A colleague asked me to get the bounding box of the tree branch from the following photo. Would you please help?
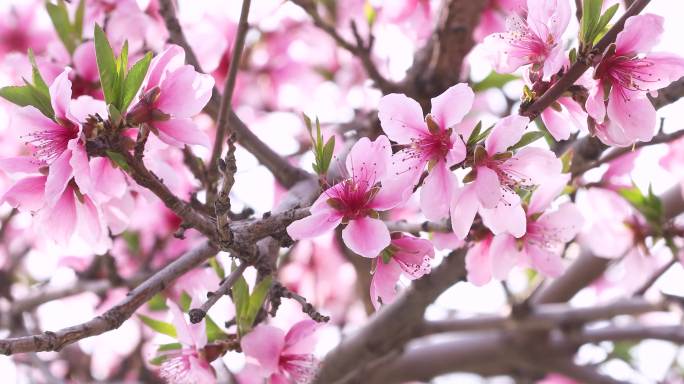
[189,260,248,324]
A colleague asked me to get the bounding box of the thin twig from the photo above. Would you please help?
[207,0,251,184]
[271,282,329,322]
[215,135,238,249]
[189,261,249,324]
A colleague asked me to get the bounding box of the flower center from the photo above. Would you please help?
[280,353,318,383]
[326,177,378,221]
[24,120,79,164]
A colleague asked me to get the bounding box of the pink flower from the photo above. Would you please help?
[480,174,583,281]
[473,0,526,42]
[450,115,562,239]
[586,14,684,146]
[128,45,213,147]
[240,320,319,384]
[370,234,434,309]
[483,0,570,79]
[378,83,473,220]
[464,234,495,285]
[159,299,216,384]
[540,96,587,141]
[287,136,401,258]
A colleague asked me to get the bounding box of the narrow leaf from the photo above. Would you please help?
[205,315,225,342]
[472,72,518,92]
[73,0,86,41]
[46,0,76,54]
[508,131,545,151]
[122,52,152,112]
[138,315,177,338]
[94,25,118,106]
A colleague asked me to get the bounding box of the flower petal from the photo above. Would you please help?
[241,325,285,376]
[607,88,656,144]
[615,13,664,55]
[465,238,493,286]
[485,115,528,155]
[420,161,456,221]
[430,83,474,130]
[474,166,501,209]
[154,118,211,148]
[450,184,479,239]
[287,210,342,240]
[370,258,402,309]
[44,150,73,207]
[1,176,46,211]
[489,234,520,280]
[156,65,214,118]
[378,93,426,143]
[49,69,72,120]
[346,136,392,181]
[480,203,527,238]
[341,217,391,258]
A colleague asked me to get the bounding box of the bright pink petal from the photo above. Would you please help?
[607,88,656,144]
[346,136,392,181]
[430,83,474,130]
[0,157,42,174]
[541,106,571,141]
[73,41,98,82]
[420,161,456,221]
[450,184,479,239]
[68,139,91,196]
[1,176,46,211]
[615,13,664,55]
[341,217,391,258]
[480,203,526,238]
[474,166,501,209]
[287,210,342,240]
[370,258,402,309]
[485,115,528,155]
[49,69,72,120]
[241,325,285,376]
[465,238,493,286]
[489,234,520,280]
[44,150,73,207]
[586,81,606,123]
[392,235,434,279]
[528,173,570,215]
[40,186,77,243]
[283,320,318,355]
[527,244,564,277]
[154,118,211,148]
[145,45,185,91]
[156,66,215,118]
[635,53,684,92]
[378,93,426,142]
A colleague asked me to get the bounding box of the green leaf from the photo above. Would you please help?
[179,291,192,312]
[594,4,619,40]
[472,72,518,92]
[157,342,182,352]
[467,121,482,145]
[618,184,663,229]
[105,150,130,171]
[27,50,49,96]
[148,355,168,366]
[94,25,118,106]
[0,85,53,119]
[232,262,250,336]
[205,315,225,342]
[121,52,152,112]
[580,0,602,45]
[209,257,225,280]
[46,0,76,54]
[247,276,272,322]
[560,149,574,174]
[115,41,129,108]
[320,136,335,174]
[122,231,141,254]
[73,0,86,41]
[508,131,545,151]
[138,315,177,338]
[147,293,168,311]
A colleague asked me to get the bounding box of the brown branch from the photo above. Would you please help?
[0,241,217,355]
[571,129,684,177]
[520,0,651,119]
[270,282,330,323]
[290,0,398,94]
[385,219,451,234]
[633,256,678,296]
[214,136,238,249]
[158,0,307,188]
[419,298,668,336]
[313,248,468,383]
[188,260,249,324]
[207,0,251,183]
[533,185,684,304]
[557,324,684,345]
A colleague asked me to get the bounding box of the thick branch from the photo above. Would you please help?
[0,241,217,355]
[313,249,467,383]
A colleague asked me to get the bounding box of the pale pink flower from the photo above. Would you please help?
[159,299,216,384]
[464,234,495,285]
[540,96,587,141]
[473,0,526,42]
[128,45,213,147]
[0,3,52,56]
[450,115,562,239]
[370,234,434,309]
[586,14,684,146]
[481,174,583,280]
[483,0,570,79]
[378,83,473,220]
[240,320,319,384]
[287,136,401,258]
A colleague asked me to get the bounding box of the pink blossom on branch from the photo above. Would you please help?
[128,45,214,148]
[586,14,684,146]
[450,115,562,239]
[482,0,571,79]
[378,83,473,221]
[239,320,319,384]
[287,135,401,258]
[370,233,435,309]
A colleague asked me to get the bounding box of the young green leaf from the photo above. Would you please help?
[105,150,130,171]
[27,50,49,96]
[122,52,152,112]
[94,25,118,106]
[138,314,178,338]
[46,0,76,54]
[157,342,182,352]
[232,262,250,336]
[179,291,192,312]
[472,72,518,92]
[594,3,619,39]
[209,257,225,280]
[147,293,168,311]
[205,315,225,342]
[73,0,86,41]
[467,121,483,145]
[0,86,39,109]
[580,0,602,46]
[508,131,545,151]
